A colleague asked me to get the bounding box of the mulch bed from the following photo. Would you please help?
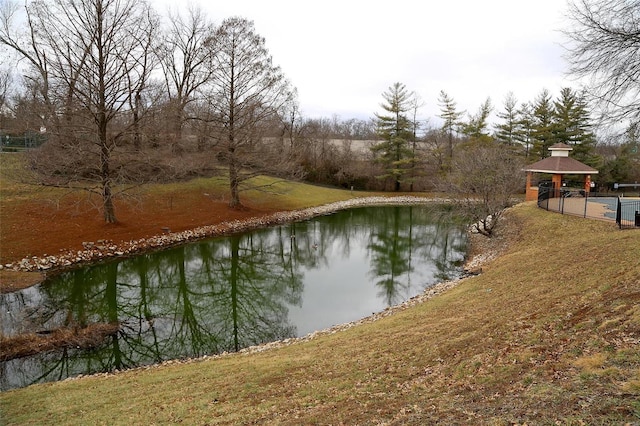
[1,191,276,292]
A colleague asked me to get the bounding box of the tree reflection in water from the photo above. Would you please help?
[0,205,466,390]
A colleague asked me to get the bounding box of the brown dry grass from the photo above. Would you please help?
[1,204,639,425]
[1,153,639,424]
[0,178,276,263]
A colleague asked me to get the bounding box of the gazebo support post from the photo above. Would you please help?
[525,172,533,201]
[552,174,563,198]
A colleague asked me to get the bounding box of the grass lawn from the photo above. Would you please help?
[1,202,639,425]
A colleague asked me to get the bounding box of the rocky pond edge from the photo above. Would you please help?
[1,196,457,275]
[3,195,511,384]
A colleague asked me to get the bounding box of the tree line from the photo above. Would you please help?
[0,0,638,226]
[370,82,638,192]
[1,1,304,222]
[0,1,389,222]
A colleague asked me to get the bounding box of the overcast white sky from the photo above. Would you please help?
[154,0,575,125]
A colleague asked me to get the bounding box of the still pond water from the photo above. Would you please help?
[0,205,467,390]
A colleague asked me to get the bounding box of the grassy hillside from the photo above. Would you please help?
[1,203,638,425]
[0,153,361,268]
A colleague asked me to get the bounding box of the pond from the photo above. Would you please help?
[0,205,468,390]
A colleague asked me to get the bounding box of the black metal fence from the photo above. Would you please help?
[538,185,639,229]
[0,132,47,152]
[616,198,640,229]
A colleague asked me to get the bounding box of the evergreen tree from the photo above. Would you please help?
[531,89,555,159]
[437,90,464,167]
[515,102,535,158]
[495,92,520,146]
[462,97,493,142]
[601,123,640,183]
[623,122,640,181]
[371,82,415,191]
[552,88,599,166]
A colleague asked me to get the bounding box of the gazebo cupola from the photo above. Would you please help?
[524,143,599,201]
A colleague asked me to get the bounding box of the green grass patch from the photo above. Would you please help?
[0,153,59,201]
[117,169,363,211]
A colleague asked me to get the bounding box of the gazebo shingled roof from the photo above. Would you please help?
[523,156,598,174]
[524,143,598,174]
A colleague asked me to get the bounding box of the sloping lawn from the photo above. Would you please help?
[1,203,638,424]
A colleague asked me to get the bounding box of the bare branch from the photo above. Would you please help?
[563,0,640,126]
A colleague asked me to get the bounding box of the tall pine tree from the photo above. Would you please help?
[531,89,555,159]
[552,88,598,166]
[371,82,415,191]
[601,123,640,184]
[462,97,493,142]
[516,102,535,158]
[495,92,520,146]
[437,90,464,168]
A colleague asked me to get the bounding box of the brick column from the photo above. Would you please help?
[584,174,591,193]
[552,174,562,197]
[525,172,535,201]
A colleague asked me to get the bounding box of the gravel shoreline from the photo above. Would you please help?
[1,196,452,274]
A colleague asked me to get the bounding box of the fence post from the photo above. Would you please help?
[583,192,588,218]
[616,197,622,229]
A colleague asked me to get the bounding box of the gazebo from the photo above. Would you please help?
[524,143,599,201]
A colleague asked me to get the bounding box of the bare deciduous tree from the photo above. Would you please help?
[564,0,640,126]
[278,99,304,153]
[158,5,216,154]
[0,66,12,129]
[444,142,524,237]
[12,0,160,223]
[204,17,296,208]
[0,0,54,129]
[423,126,448,176]
[124,6,160,151]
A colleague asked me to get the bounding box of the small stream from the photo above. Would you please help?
[0,205,467,390]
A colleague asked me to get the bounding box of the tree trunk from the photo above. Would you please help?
[132,92,142,150]
[171,100,184,154]
[101,142,117,223]
[228,149,241,208]
[97,1,116,224]
[103,186,116,223]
